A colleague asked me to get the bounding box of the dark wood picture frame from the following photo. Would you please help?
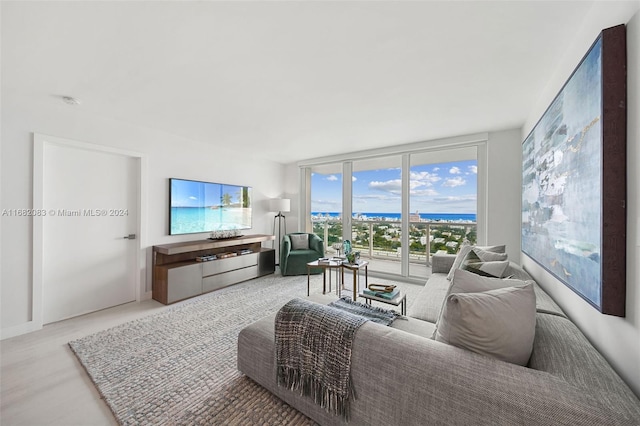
[522,24,626,316]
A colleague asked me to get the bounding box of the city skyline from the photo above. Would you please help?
[311,159,477,214]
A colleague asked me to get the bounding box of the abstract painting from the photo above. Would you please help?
[522,25,626,316]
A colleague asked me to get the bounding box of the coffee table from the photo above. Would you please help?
[306,259,343,296]
[358,291,406,315]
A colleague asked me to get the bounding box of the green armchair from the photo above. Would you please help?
[280,233,325,276]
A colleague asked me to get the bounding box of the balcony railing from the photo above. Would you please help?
[312,218,477,267]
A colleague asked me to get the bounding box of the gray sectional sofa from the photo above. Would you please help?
[237,254,640,425]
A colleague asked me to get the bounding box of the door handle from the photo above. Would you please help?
[124,234,136,240]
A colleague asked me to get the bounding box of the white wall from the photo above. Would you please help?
[486,129,522,260]
[522,5,640,396]
[1,94,286,337]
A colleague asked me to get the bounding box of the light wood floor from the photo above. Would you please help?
[1,267,426,425]
[1,298,169,425]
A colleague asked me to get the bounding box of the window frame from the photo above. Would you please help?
[298,133,488,279]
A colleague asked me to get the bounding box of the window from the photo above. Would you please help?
[310,164,343,254]
[300,135,486,280]
[409,147,478,277]
[352,157,403,275]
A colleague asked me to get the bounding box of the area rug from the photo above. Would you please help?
[69,273,423,425]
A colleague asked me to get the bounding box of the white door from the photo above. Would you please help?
[42,144,138,324]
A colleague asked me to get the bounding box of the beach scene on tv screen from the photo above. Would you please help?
[170,179,251,235]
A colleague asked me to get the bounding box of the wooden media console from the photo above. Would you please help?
[152,234,275,304]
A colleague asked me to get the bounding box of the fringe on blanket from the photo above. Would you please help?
[277,365,357,419]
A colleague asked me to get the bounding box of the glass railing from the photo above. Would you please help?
[311,217,477,266]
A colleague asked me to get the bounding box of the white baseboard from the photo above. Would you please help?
[1,320,43,340]
[2,293,155,340]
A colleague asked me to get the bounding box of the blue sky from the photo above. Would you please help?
[171,179,246,207]
[311,160,477,214]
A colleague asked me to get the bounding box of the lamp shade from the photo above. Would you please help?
[269,198,290,213]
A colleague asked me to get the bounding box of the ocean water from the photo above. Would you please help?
[311,212,476,222]
[171,207,251,235]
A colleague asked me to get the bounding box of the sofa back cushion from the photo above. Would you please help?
[409,262,567,325]
[447,269,562,318]
[502,261,533,280]
[430,253,457,274]
[530,313,640,419]
[502,262,567,318]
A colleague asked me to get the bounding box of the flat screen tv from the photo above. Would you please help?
[169,178,252,235]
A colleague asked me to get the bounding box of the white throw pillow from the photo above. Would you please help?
[290,234,309,250]
[434,283,536,366]
[446,244,506,280]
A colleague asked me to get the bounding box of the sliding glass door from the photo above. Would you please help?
[408,147,478,277]
[352,157,403,275]
[310,164,343,255]
[301,137,484,280]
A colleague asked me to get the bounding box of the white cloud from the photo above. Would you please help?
[468,165,478,174]
[412,194,476,214]
[410,171,441,186]
[412,188,439,196]
[449,166,461,175]
[353,193,400,210]
[432,195,477,203]
[409,180,425,190]
[352,176,357,182]
[442,177,466,187]
[369,179,402,195]
[311,199,341,210]
[326,175,338,181]
[367,176,444,196]
[353,194,396,201]
[189,196,198,200]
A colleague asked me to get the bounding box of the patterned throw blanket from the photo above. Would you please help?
[275,297,399,419]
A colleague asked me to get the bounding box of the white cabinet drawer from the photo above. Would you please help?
[203,265,258,293]
[202,253,258,276]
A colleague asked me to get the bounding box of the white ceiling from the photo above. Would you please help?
[0,1,617,164]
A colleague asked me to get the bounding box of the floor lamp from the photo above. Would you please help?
[269,198,290,266]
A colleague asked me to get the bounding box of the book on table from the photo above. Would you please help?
[363,287,400,300]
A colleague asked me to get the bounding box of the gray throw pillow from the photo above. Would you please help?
[446,244,506,280]
[472,248,508,262]
[459,249,509,278]
[432,269,531,340]
[290,234,309,250]
[434,283,536,366]
[449,268,531,294]
[502,262,534,281]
